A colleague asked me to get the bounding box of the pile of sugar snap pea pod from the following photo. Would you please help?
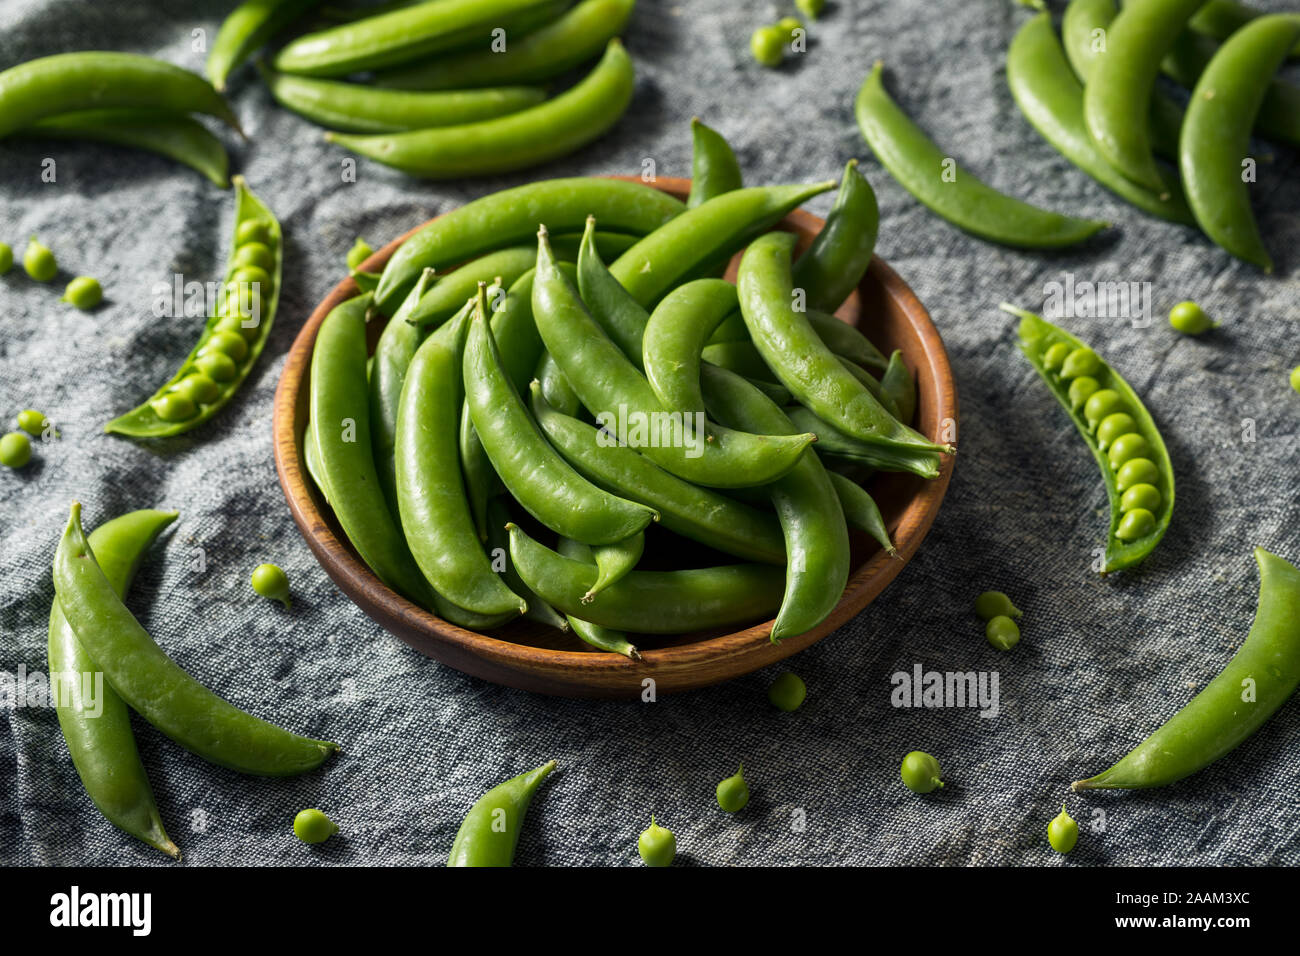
[304,119,952,658]
[853,0,1300,271]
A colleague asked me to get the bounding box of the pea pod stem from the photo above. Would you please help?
[1074,549,1300,790]
[48,509,180,858]
[53,503,339,776]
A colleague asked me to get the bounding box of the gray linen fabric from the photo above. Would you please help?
[2,0,1298,867]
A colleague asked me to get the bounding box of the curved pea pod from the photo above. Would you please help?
[209,0,325,90]
[790,159,879,314]
[827,471,897,557]
[530,228,816,489]
[556,538,640,658]
[1074,548,1300,790]
[1006,304,1174,574]
[700,365,849,643]
[374,176,683,315]
[783,406,941,479]
[535,351,583,418]
[105,177,282,437]
[880,350,916,426]
[447,760,557,867]
[643,278,741,415]
[486,498,569,634]
[576,214,652,365]
[48,509,179,858]
[687,117,743,208]
[53,504,339,776]
[530,383,786,565]
[507,523,786,633]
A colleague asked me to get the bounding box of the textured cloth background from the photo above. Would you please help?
[2,0,1299,867]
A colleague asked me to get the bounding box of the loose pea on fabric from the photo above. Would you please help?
[900,751,943,793]
[294,808,338,844]
[251,563,291,608]
[1048,803,1078,853]
[768,671,807,711]
[716,765,749,812]
[1,432,32,468]
[23,237,57,281]
[637,816,676,867]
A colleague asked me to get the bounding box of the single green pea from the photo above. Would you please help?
[150,392,196,422]
[1083,389,1124,428]
[1120,482,1161,513]
[1095,412,1136,451]
[1048,803,1078,854]
[796,0,825,18]
[236,218,273,246]
[1060,347,1101,380]
[215,312,262,342]
[1042,341,1071,371]
[716,764,749,812]
[751,25,785,67]
[229,265,272,292]
[985,615,1021,651]
[0,431,32,468]
[1115,458,1159,493]
[251,562,291,609]
[231,242,274,272]
[777,15,803,39]
[195,351,238,383]
[1168,300,1216,335]
[16,409,47,436]
[293,808,338,844]
[61,276,103,310]
[900,751,943,794]
[173,373,220,405]
[23,237,57,281]
[0,241,12,274]
[637,816,676,867]
[223,281,263,315]
[346,237,373,272]
[202,330,250,362]
[1115,508,1156,541]
[768,671,807,711]
[1107,432,1150,469]
[974,590,1021,620]
[1067,376,1100,411]
[1290,365,1300,395]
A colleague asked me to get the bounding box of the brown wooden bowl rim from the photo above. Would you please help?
[273,175,957,694]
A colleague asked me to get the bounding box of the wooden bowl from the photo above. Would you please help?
[274,176,957,697]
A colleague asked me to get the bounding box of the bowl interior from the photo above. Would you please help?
[274,177,956,695]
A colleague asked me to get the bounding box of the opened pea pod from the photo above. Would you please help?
[105,177,282,437]
[1007,305,1174,573]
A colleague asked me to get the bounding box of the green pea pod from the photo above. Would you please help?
[1178,15,1300,273]
[837,353,902,422]
[23,109,231,188]
[376,0,635,90]
[855,61,1106,248]
[1007,304,1174,573]
[576,215,651,365]
[507,523,785,632]
[464,287,657,546]
[1163,29,1300,148]
[700,365,849,642]
[585,534,644,603]
[303,417,331,504]
[53,504,339,776]
[687,117,743,209]
[556,538,641,658]
[0,52,240,138]
[105,177,281,437]
[209,0,325,90]
[880,350,916,426]
[1061,0,1185,161]
[395,302,526,617]
[531,228,816,489]
[274,0,568,76]
[1074,548,1300,790]
[1007,12,1195,225]
[790,159,879,314]
[374,176,683,315]
[535,351,583,418]
[738,231,949,458]
[312,293,442,608]
[447,760,557,867]
[325,39,634,179]
[261,66,546,133]
[486,498,569,633]
[370,268,435,520]
[530,382,785,564]
[1081,0,1207,192]
[707,308,888,372]
[783,406,941,478]
[1189,0,1300,56]
[643,278,741,415]
[49,509,179,858]
[827,471,897,557]
[459,402,497,543]
[608,181,837,307]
